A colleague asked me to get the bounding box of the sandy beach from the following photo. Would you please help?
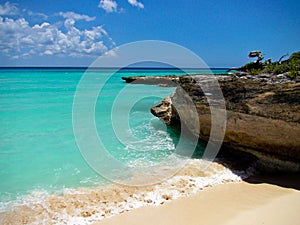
[1,2,299,225]
[97,174,300,225]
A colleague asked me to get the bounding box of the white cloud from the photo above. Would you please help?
[128,0,144,9]
[104,48,118,58]
[0,2,18,16]
[58,11,95,22]
[27,10,48,20]
[98,0,144,13]
[44,50,53,55]
[98,0,118,13]
[0,5,115,59]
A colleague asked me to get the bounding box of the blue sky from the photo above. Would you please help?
[0,0,299,67]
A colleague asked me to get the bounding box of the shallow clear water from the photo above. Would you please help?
[0,68,227,202]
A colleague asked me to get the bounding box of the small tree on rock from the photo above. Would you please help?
[248,50,264,63]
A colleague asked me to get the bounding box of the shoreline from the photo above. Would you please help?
[0,159,253,224]
[1,151,299,224]
[97,174,300,225]
[1,163,299,225]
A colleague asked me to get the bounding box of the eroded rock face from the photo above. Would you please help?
[151,75,300,172]
[150,96,174,125]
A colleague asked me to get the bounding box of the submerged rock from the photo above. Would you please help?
[150,74,300,172]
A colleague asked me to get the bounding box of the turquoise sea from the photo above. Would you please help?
[0,68,243,223]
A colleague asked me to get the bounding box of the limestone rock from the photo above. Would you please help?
[122,76,179,87]
[151,75,300,172]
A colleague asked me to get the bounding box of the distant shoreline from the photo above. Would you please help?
[0,67,229,70]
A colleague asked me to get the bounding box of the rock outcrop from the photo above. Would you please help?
[122,76,180,86]
[150,74,300,172]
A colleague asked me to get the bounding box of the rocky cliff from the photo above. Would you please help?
[149,74,300,172]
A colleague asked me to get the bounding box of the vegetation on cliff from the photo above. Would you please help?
[232,51,300,79]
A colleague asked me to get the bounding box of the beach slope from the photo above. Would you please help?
[97,180,300,225]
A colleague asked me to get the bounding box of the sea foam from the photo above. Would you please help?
[0,158,255,225]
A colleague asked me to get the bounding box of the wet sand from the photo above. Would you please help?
[1,161,299,225]
[0,160,247,224]
[97,176,300,225]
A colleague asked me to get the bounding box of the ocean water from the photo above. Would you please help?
[0,68,251,224]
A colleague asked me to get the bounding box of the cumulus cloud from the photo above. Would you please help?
[128,0,144,9]
[0,2,18,15]
[98,0,118,13]
[0,3,115,59]
[0,16,111,58]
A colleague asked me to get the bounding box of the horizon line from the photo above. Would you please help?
[0,66,229,70]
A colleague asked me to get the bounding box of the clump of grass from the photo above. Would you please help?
[287,64,300,80]
[248,68,262,75]
[288,70,299,79]
[262,62,290,75]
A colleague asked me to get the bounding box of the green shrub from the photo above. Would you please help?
[288,70,299,79]
[273,63,289,74]
[289,51,300,64]
[287,62,300,80]
[238,51,300,76]
[248,68,262,75]
[262,63,276,74]
[240,62,264,73]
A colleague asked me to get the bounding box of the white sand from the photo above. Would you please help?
[97,181,300,225]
